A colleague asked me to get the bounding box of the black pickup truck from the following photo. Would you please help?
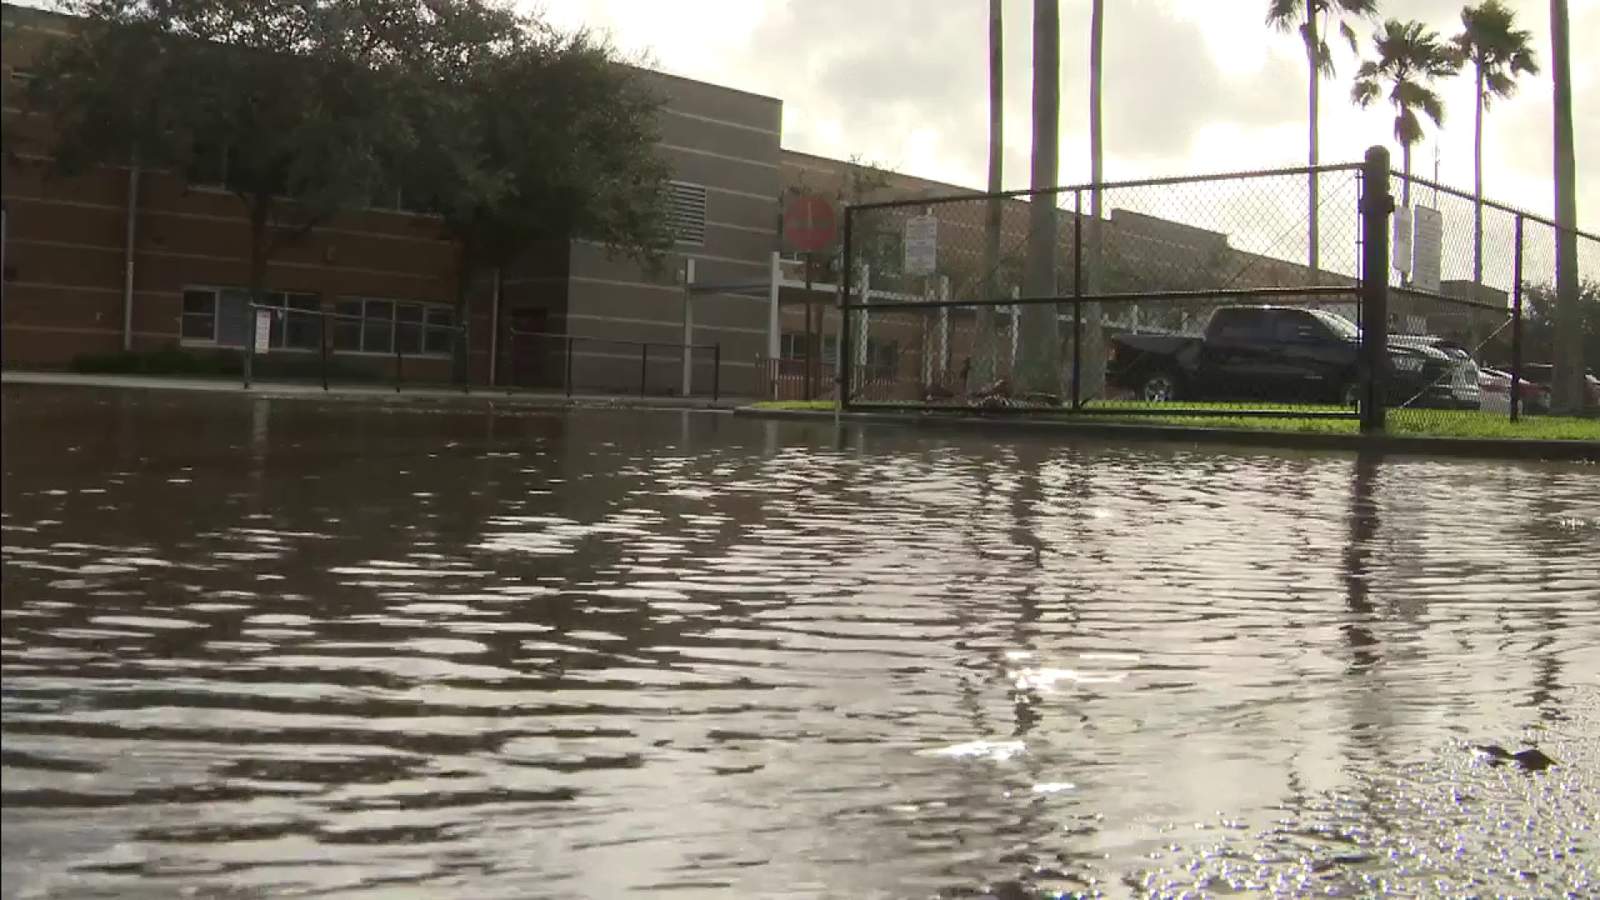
[1106,305,1469,407]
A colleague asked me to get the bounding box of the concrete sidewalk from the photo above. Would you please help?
[1,370,749,411]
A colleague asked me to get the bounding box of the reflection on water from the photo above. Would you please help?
[3,386,1598,898]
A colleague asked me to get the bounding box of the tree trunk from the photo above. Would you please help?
[1401,141,1411,209]
[1306,5,1320,282]
[1473,66,1485,286]
[1082,0,1105,402]
[977,0,1003,389]
[1550,0,1582,413]
[1019,0,1061,398]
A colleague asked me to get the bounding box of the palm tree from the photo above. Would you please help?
[1351,19,1461,208]
[977,0,1002,389]
[1455,0,1539,285]
[1267,0,1379,280]
[1083,0,1105,399]
[1020,0,1060,395]
[1550,0,1581,413]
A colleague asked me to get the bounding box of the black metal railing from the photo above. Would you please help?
[501,330,721,401]
[243,303,469,393]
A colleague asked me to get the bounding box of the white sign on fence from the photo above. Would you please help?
[904,214,937,277]
[1411,205,1443,292]
[254,309,272,354]
[1392,206,1414,276]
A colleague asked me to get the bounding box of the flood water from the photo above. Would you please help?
[2,385,1598,899]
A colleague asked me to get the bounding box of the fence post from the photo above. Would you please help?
[713,343,721,403]
[640,342,648,397]
[565,335,575,398]
[320,310,329,391]
[1072,188,1084,411]
[243,305,254,389]
[840,207,854,411]
[1359,146,1393,434]
[1510,215,1525,423]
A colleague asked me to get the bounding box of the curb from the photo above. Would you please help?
[0,372,744,413]
[733,407,1600,462]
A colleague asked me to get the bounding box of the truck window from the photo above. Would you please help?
[1208,308,1269,342]
[1271,310,1322,342]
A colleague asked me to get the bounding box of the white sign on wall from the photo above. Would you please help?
[1411,205,1443,292]
[1392,206,1414,276]
[254,309,272,354]
[904,214,937,277]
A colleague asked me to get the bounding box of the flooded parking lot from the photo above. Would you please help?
[3,385,1597,898]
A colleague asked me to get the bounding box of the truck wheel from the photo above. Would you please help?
[1140,372,1180,403]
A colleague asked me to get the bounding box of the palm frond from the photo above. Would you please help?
[1350,77,1380,107]
[1265,0,1302,30]
[1338,20,1358,55]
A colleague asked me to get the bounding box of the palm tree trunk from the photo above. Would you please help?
[1082,0,1105,401]
[1473,66,1485,285]
[1305,5,1320,282]
[1401,142,1412,209]
[1020,0,1061,397]
[1550,0,1581,413]
[977,0,1002,390]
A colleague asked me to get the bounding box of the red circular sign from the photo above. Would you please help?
[783,193,837,253]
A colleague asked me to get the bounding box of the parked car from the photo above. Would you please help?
[1388,335,1481,409]
[1513,364,1600,413]
[1106,305,1465,407]
[1477,367,1551,414]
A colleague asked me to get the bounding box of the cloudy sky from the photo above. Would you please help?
[537,0,1595,227]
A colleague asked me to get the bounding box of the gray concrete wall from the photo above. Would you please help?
[565,72,781,399]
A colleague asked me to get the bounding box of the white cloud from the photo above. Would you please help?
[534,0,1597,227]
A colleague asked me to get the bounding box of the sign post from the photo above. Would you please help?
[782,193,838,402]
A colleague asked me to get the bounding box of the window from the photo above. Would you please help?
[666,181,707,246]
[333,298,455,356]
[179,287,249,346]
[181,287,318,349]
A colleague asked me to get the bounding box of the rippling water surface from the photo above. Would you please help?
[3,386,1598,898]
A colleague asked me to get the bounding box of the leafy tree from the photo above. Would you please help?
[400,8,673,323]
[30,0,421,329]
[1454,0,1539,285]
[1266,0,1380,278]
[1520,279,1599,372]
[1351,19,1462,207]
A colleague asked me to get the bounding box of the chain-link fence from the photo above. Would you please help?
[841,159,1596,437]
[842,165,1366,418]
[1385,172,1600,432]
